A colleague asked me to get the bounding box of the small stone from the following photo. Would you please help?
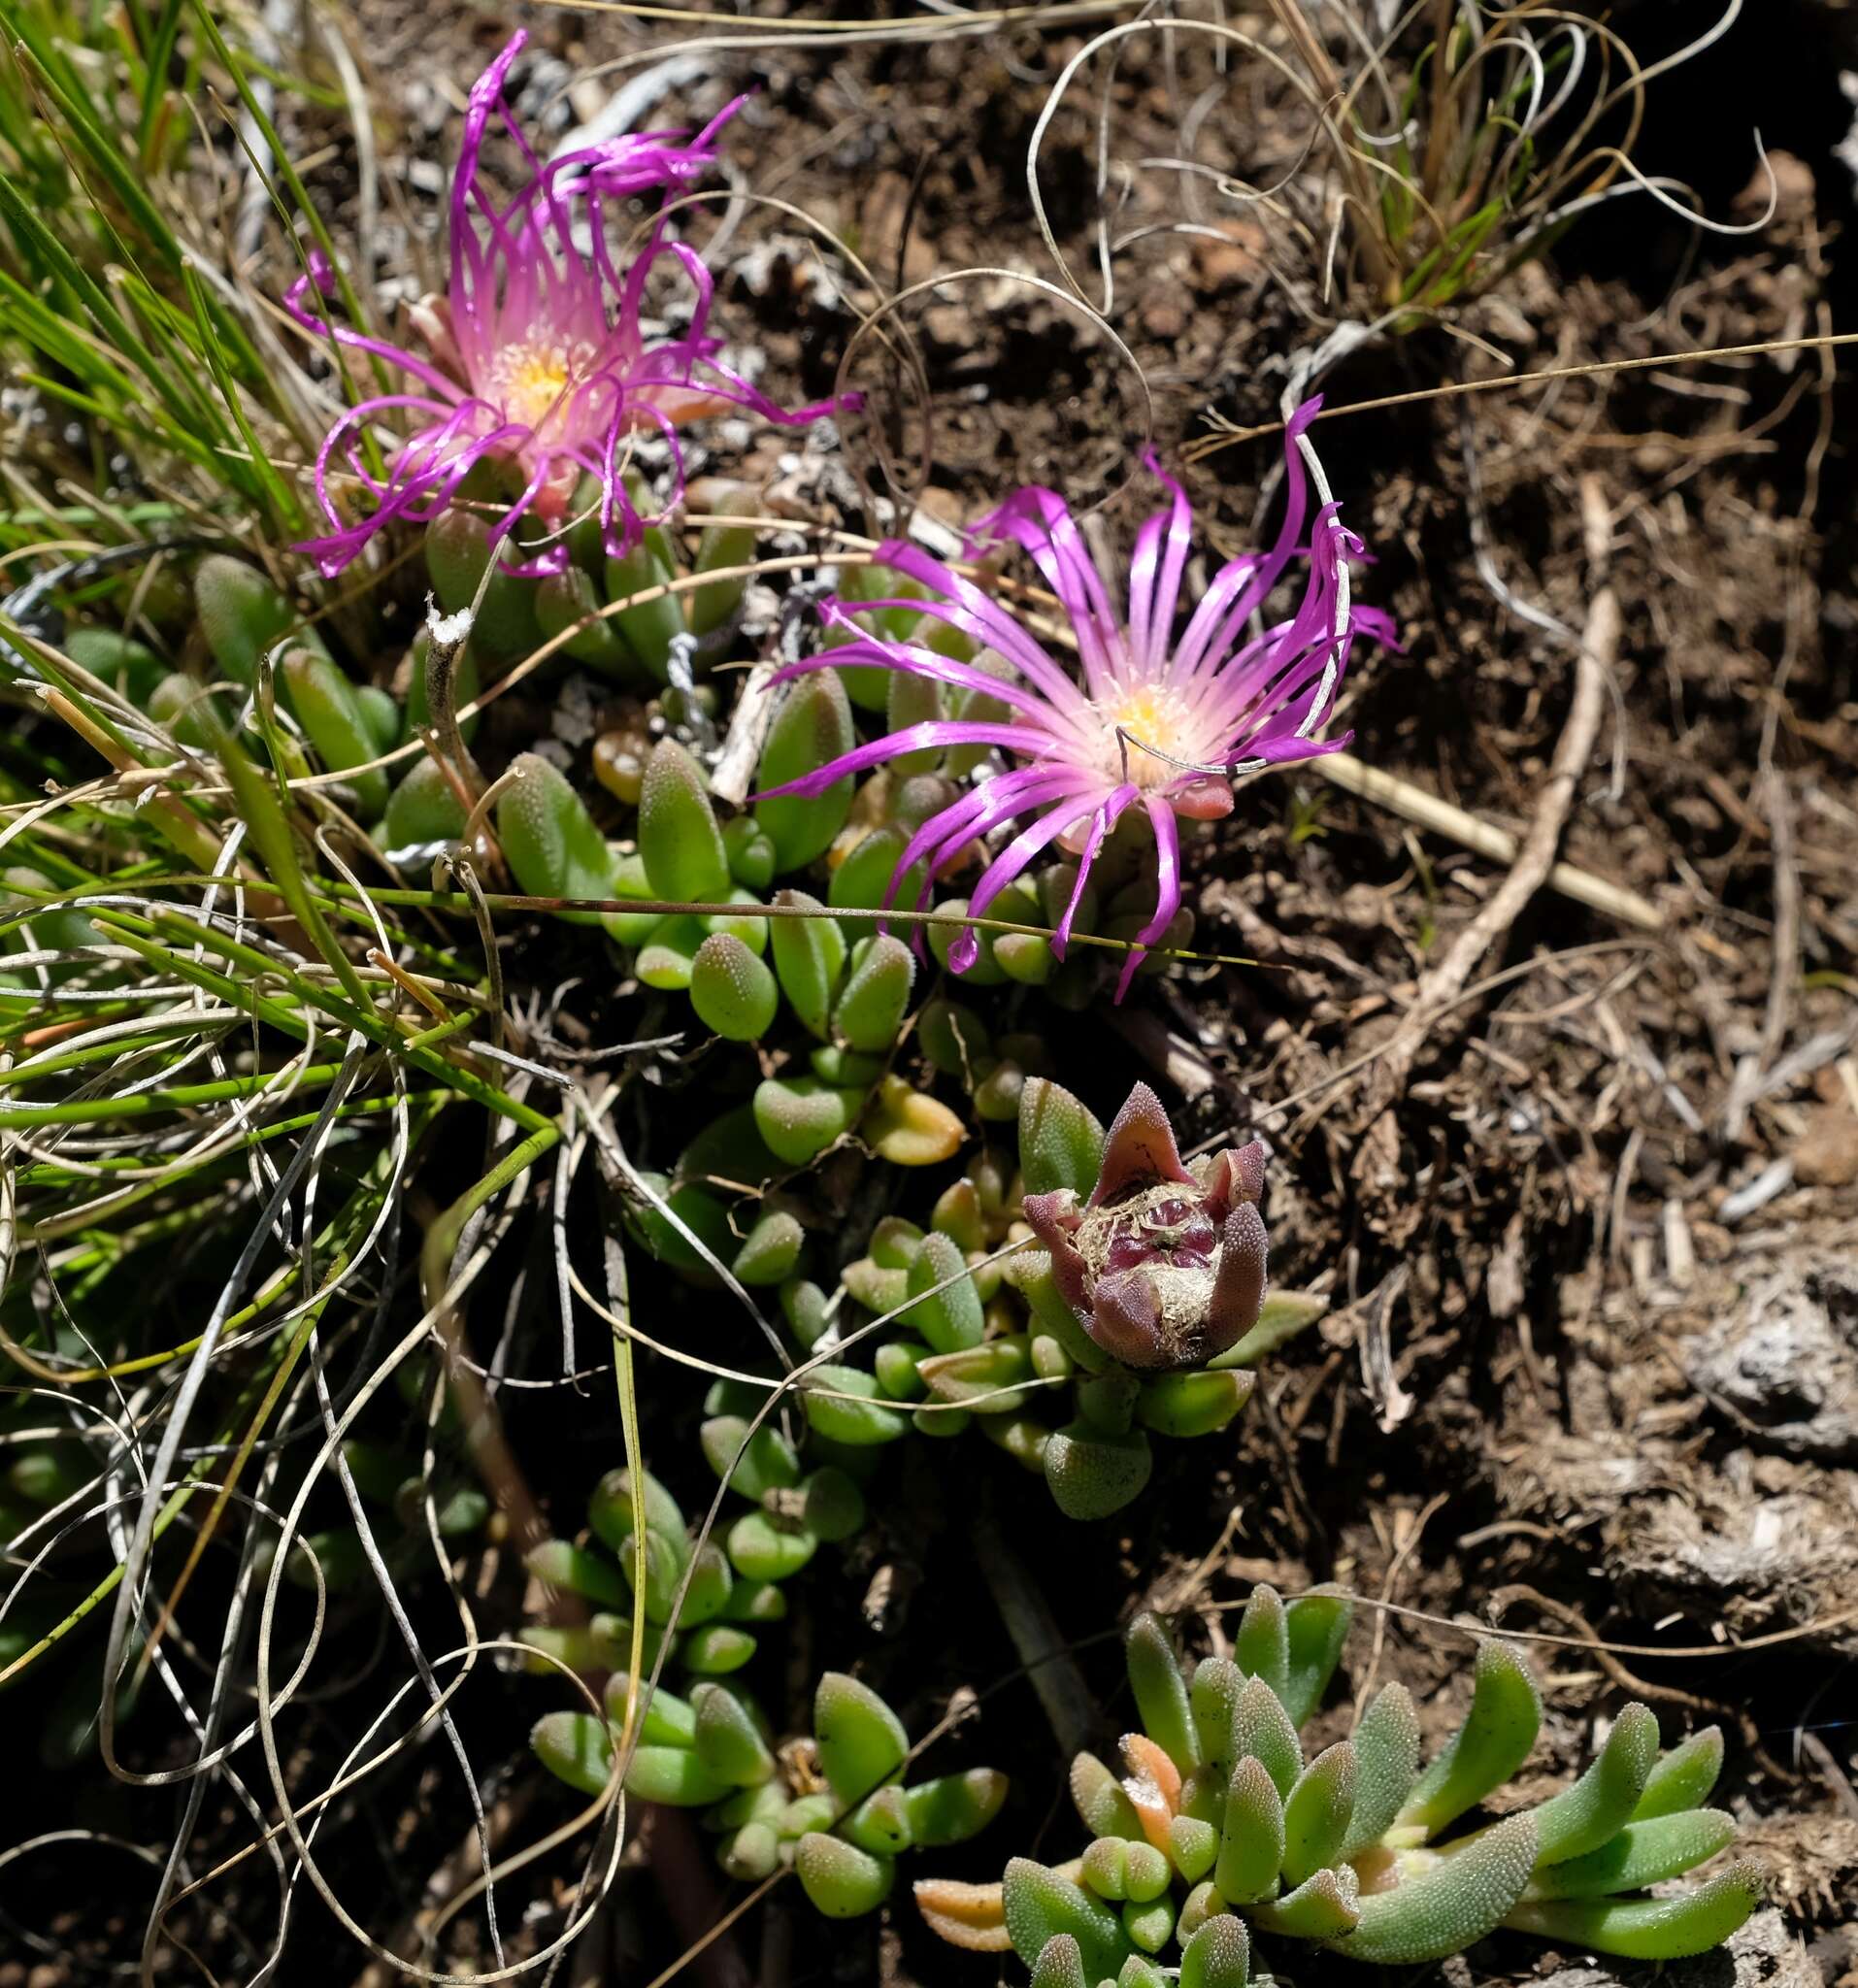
[1794,1101,1858,1187]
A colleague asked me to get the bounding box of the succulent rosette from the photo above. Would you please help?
[1022,1081,1268,1370]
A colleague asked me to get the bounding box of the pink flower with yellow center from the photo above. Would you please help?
[286,30,838,579]
[755,402,1392,996]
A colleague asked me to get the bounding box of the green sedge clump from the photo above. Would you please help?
[916,1588,1761,1980]
[533,1660,1005,1908]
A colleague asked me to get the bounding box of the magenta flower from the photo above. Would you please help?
[755,402,1391,996]
[285,30,835,579]
[1023,1082,1270,1370]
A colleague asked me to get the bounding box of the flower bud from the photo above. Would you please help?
[1022,1082,1271,1370]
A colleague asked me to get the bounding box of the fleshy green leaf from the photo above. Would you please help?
[801,1365,910,1446]
[1632,1727,1724,1821]
[840,1785,914,1856]
[753,1076,861,1166]
[641,739,728,903]
[1029,1934,1087,1988]
[691,1682,777,1787]
[588,1468,686,1561]
[902,1230,985,1354]
[814,1672,908,1806]
[690,933,779,1040]
[1019,1078,1106,1196]
[1003,1859,1132,1979]
[1044,1423,1152,1521]
[1233,1585,1289,1702]
[905,1768,1010,1847]
[1125,1613,1199,1774]
[1525,1809,1739,1901]
[725,1509,816,1583]
[835,933,914,1051]
[1532,1702,1660,1865]
[1232,1673,1302,1797]
[1342,1681,1421,1858]
[1190,1657,1244,1773]
[1329,1812,1538,1964]
[1071,1753,1143,1840]
[1282,1740,1357,1886]
[1214,1755,1284,1904]
[531,1711,617,1798]
[625,1741,734,1807]
[1178,1912,1250,1988]
[701,1416,801,1502]
[755,673,855,870]
[1134,1371,1254,1439]
[1122,1894,1175,1953]
[524,1540,629,1609]
[1249,1864,1361,1939]
[794,1834,895,1918]
[1398,1640,1541,1838]
[770,888,846,1039]
[1281,1586,1355,1728]
[1503,1863,1762,1960]
[497,752,619,922]
[604,1673,696,1749]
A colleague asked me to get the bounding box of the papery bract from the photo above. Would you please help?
[754,404,1394,996]
[1022,1082,1268,1369]
[286,30,836,578]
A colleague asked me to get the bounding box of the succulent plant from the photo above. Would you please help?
[517,1459,834,1689]
[916,1589,1762,1980]
[813,1079,1322,1521]
[534,1659,1004,1908]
